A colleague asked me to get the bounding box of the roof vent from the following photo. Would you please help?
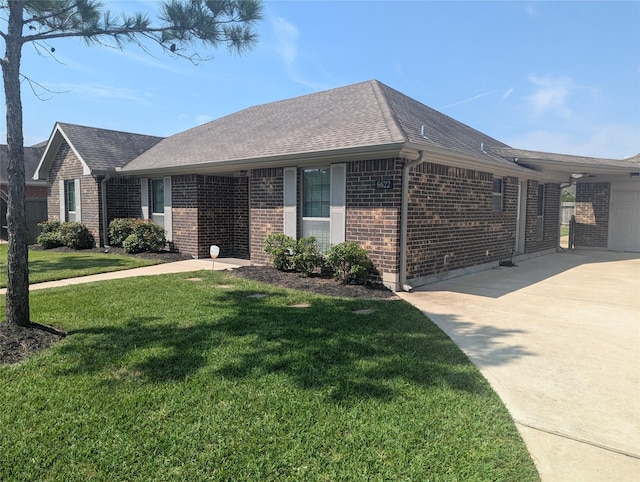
[420,125,429,139]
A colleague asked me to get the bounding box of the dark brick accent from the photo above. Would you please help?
[574,182,610,248]
[171,174,249,258]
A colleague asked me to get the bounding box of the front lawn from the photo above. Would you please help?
[0,244,160,288]
[0,271,538,480]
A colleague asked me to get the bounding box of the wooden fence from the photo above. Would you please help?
[561,202,575,226]
[1,199,48,244]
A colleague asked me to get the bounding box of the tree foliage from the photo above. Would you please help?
[0,0,263,326]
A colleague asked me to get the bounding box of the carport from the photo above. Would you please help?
[398,251,640,481]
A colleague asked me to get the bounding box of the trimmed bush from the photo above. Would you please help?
[324,241,373,285]
[37,221,93,250]
[59,222,94,249]
[263,233,296,271]
[122,221,165,254]
[36,230,63,249]
[108,218,139,247]
[292,236,323,277]
[38,220,62,235]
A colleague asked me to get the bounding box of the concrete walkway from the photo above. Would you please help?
[0,258,250,295]
[398,251,640,481]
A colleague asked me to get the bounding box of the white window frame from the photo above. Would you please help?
[492,177,504,212]
[291,163,346,252]
[59,178,81,222]
[536,184,545,241]
[302,167,331,250]
[140,177,172,241]
[151,178,165,228]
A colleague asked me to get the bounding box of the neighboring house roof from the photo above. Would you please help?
[34,122,163,180]
[489,147,640,175]
[0,144,46,184]
[122,80,520,175]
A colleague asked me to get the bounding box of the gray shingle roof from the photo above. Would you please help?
[0,144,46,181]
[123,80,515,173]
[488,147,640,170]
[56,122,163,171]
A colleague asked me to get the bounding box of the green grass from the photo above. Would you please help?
[0,244,160,288]
[561,225,570,237]
[0,271,539,481]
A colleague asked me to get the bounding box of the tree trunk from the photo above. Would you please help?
[2,0,30,326]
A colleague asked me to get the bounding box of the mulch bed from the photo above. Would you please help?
[1,250,397,365]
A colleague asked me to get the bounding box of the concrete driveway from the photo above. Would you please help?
[398,251,640,481]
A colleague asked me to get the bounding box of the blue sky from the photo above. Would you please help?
[3,0,639,159]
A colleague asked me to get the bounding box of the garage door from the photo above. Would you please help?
[609,188,640,252]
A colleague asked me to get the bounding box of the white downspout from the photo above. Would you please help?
[100,168,114,247]
[399,150,426,291]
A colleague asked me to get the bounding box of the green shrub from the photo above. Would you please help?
[122,221,165,253]
[324,241,373,285]
[263,233,296,271]
[37,221,93,250]
[292,236,323,277]
[59,222,95,249]
[38,220,62,235]
[36,230,63,249]
[108,218,139,247]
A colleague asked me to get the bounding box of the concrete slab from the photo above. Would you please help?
[0,258,251,294]
[398,251,640,481]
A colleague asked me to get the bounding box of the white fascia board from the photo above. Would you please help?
[515,158,640,176]
[117,143,406,177]
[403,143,558,181]
[34,124,92,179]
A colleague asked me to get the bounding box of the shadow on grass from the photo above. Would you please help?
[58,316,213,383]
[52,273,532,404]
[28,255,144,272]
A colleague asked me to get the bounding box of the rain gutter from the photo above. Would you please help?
[399,150,426,292]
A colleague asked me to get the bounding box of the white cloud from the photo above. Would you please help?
[502,87,514,102]
[196,114,213,125]
[270,15,327,90]
[439,87,515,110]
[525,74,575,118]
[272,16,299,72]
[507,122,640,159]
[56,83,154,104]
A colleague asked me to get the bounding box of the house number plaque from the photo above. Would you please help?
[375,180,393,189]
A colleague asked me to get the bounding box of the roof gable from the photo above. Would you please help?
[34,123,163,180]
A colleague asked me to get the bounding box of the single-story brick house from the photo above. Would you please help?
[33,80,640,290]
[1,143,48,243]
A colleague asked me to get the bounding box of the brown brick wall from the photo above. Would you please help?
[47,141,98,246]
[574,182,610,248]
[523,181,560,252]
[405,162,519,281]
[249,168,284,265]
[25,184,47,199]
[346,159,403,279]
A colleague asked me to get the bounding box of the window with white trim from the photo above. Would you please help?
[65,180,77,221]
[492,177,504,212]
[302,168,331,251]
[151,178,165,228]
